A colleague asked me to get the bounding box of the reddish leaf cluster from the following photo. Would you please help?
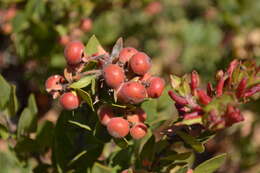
[169,60,260,131]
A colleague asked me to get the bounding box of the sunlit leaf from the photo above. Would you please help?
[69,75,95,89]
[8,84,19,116]
[194,153,227,173]
[68,120,92,131]
[17,108,37,138]
[85,35,103,56]
[28,94,38,115]
[76,88,94,111]
[0,74,11,109]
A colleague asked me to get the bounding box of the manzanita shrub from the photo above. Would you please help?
[0,36,259,173]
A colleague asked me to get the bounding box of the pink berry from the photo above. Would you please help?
[145,1,162,15]
[118,81,147,104]
[126,108,147,124]
[45,75,64,92]
[130,123,147,139]
[107,117,129,138]
[59,92,80,110]
[59,35,70,46]
[64,41,85,65]
[118,47,138,64]
[97,105,114,126]
[103,64,125,89]
[146,77,165,98]
[129,52,151,75]
[80,18,93,32]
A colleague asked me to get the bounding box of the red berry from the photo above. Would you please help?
[129,52,151,75]
[140,72,152,82]
[2,23,12,34]
[118,81,147,104]
[118,47,138,64]
[97,105,114,126]
[126,108,147,124]
[64,41,84,65]
[187,169,193,173]
[130,123,147,139]
[4,7,16,21]
[59,35,70,46]
[80,18,93,32]
[121,169,131,173]
[45,75,64,92]
[59,92,80,110]
[145,1,162,15]
[103,64,125,89]
[107,117,129,138]
[146,77,165,98]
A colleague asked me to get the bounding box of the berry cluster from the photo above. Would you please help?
[168,59,260,131]
[98,105,148,139]
[45,38,165,139]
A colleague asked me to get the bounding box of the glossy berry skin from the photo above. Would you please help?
[103,64,125,89]
[129,52,151,75]
[80,18,92,32]
[97,105,114,126]
[146,77,165,98]
[126,108,147,124]
[118,81,147,104]
[59,92,80,110]
[118,47,138,64]
[45,75,64,92]
[130,123,147,139]
[107,117,129,138]
[64,41,84,65]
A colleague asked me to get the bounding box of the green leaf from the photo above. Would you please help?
[176,131,205,153]
[76,89,94,111]
[111,103,127,109]
[68,150,87,166]
[194,153,227,173]
[36,121,54,148]
[140,135,155,162]
[8,84,19,116]
[176,166,188,173]
[160,152,192,161]
[0,74,11,109]
[15,136,39,153]
[110,37,123,59]
[141,99,157,125]
[85,35,103,56]
[12,12,29,33]
[0,124,9,140]
[17,108,37,138]
[204,95,233,113]
[182,117,202,126]
[91,78,96,95]
[55,25,67,36]
[28,94,38,115]
[113,137,129,149]
[68,120,92,131]
[91,162,114,173]
[197,131,215,144]
[69,75,96,89]
[170,75,181,89]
